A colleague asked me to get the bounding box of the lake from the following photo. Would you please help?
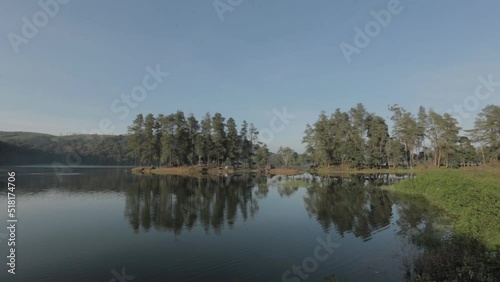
[0,167,439,282]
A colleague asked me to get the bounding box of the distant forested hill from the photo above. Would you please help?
[0,132,132,165]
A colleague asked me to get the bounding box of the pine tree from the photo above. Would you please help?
[212,113,226,165]
[366,114,389,168]
[239,120,252,167]
[440,113,461,167]
[468,105,500,163]
[385,137,404,168]
[302,124,316,165]
[199,113,213,165]
[389,105,419,168]
[173,111,189,165]
[427,109,442,166]
[255,145,269,166]
[226,117,240,164]
[457,136,476,166]
[153,114,163,166]
[127,114,145,165]
[417,106,428,164]
[348,103,368,166]
[143,113,156,165]
[186,113,199,165]
[160,114,176,165]
[248,123,259,164]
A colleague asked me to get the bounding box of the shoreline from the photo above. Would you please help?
[385,165,500,279]
[386,166,499,248]
[131,165,496,177]
[130,166,301,177]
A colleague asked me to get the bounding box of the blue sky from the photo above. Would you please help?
[1,0,499,152]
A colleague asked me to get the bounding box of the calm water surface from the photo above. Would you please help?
[0,167,438,282]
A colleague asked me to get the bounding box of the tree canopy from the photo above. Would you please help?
[302,104,499,168]
[127,111,263,167]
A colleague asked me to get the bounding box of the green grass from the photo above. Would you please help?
[313,166,421,175]
[388,167,500,281]
[391,167,500,249]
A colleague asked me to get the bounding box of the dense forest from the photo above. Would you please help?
[1,104,498,168]
[0,132,131,165]
[303,104,499,168]
[128,104,499,169]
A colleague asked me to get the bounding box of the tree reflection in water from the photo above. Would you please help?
[125,174,261,235]
[124,173,427,242]
[303,174,397,240]
[124,172,482,280]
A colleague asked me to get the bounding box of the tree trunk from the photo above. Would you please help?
[480,145,486,166]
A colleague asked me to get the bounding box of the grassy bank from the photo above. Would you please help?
[389,166,500,281]
[390,167,500,248]
[313,166,420,175]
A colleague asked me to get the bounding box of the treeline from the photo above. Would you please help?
[127,112,271,167]
[4,103,497,169]
[0,132,132,165]
[303,104,499,168]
